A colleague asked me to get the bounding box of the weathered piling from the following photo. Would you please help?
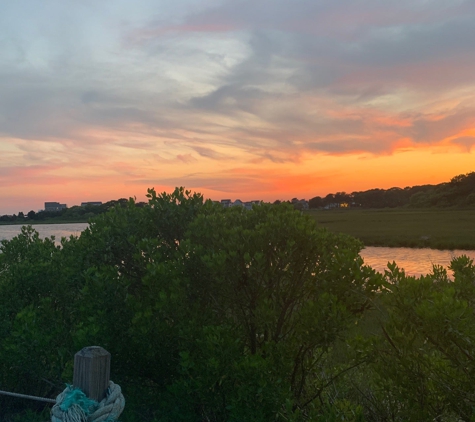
[73,346,111,402]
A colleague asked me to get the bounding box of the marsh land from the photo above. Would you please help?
[306,208,475,250]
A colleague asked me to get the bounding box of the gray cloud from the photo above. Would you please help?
[451,136,475,151]
[139,173,269,193]
[190,146,224,159]
[1,0,474,164]
[404,107,475,144]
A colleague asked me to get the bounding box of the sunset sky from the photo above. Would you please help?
[1,0,475,214]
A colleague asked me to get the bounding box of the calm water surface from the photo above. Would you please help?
[1,223,474,277]
[0,223,88,243]
[360,246,475,277]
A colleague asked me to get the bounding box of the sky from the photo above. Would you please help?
[1,0,475,214]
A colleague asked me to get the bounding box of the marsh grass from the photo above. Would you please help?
[306,208,475,250]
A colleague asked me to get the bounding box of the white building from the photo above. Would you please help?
[44,202,67,212]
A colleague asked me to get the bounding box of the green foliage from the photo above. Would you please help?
[307,207,475,250]
[0,226,77,415]
[403,172,475,208]
[4,187,475,421]
[68,195,376,420]
[309,171,475,209]
[353,257,475,421]
[5,408,51,422]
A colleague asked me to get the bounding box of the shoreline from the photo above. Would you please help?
[2,208,475,252]
[0,219,88,226]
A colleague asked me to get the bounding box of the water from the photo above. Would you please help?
[0,223,474,277]
[0,223,88,243]
[360,246,475,277]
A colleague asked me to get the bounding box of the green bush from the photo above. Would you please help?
[3,188,475,421]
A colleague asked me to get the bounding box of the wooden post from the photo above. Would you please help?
[73,346,111,402]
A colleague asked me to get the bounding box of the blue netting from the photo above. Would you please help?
[59,385,98,415]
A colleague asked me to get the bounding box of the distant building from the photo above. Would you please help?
[81,202,103,207]
[243,201,261,210]
[44,202,67,212]
[232,199,244,207]
[219,199,263,209]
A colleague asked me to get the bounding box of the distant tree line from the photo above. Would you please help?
[0,198,144,223]
[2,171,474,221]
[309,171,475,209]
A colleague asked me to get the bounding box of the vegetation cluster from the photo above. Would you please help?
[309,172,475,209]
[1,188,475,421]
[308,208,475,250]
[0,199,137,224]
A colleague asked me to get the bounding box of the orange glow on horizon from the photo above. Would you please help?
[1,144,474,214]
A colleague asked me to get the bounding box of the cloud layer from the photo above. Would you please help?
[1,0,475,213]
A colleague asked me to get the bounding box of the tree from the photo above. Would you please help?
[334,191,350,204]
[309,196,323,209]
[69,190,380,420]
[0,188,381,421]
[0,226,78,416]
[355,257,475,421]
[158,202,378,419]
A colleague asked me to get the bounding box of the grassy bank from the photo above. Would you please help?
[306,208,475,250]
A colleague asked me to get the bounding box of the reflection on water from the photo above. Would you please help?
[0,223,89,244]
[1,224,474,277]
[361,246,475,277]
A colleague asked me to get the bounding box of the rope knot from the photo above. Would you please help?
[51,381,125,422]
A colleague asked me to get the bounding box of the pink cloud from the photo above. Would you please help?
[333,56,475,93]
[177,154,198,163]
[0,166,65,185]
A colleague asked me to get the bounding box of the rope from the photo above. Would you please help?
[51,381,125,422]
[0,389,56,404]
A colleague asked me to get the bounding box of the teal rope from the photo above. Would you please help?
[59,385,97,413]
[51,381,124,422]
